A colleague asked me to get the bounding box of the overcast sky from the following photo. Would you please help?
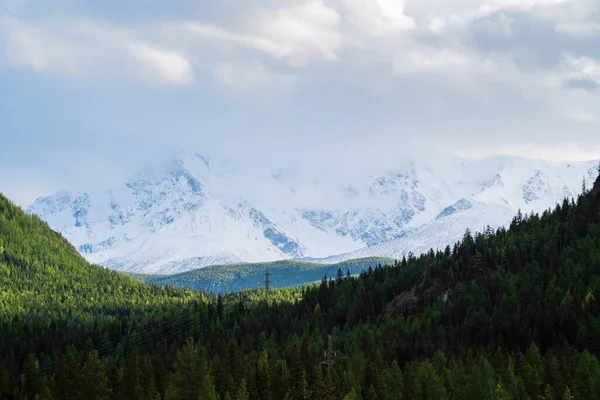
[1,0,600,206]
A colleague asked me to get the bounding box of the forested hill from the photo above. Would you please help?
[0,193,204,319]
[2,167,600,399]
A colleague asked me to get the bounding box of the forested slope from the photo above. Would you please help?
[129,257,393,293]
[2,168,600,399]
[0,194,202,317]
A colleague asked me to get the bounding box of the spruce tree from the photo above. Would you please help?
[165,339,217,400]
[256,350,271,400]
[79,350,111,400]
[235,379,249,400]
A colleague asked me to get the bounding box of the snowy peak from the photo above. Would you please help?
[28,151,308,274]
[28,153,599,274]
[248,208,304,258]
[436,198,473,220]
[522,170,550,204]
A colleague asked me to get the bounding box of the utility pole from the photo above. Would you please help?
[266,264,271,307]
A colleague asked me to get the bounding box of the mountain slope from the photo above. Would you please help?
[0,193,200,320]
[28,153,599,273]
[128,256,393,293]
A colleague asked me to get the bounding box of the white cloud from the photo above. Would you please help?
[456,142,600,161]
[428,17,446,32]
[0,16,195,85]
[2,0,600,207]
[1,0,599,130]
[182,0,342,68]
[1,16,89,75]
[560,54,600,86]
[340,0,416,36]
[256,0,342,66]
[127,42,193,85]
[533,0,600,36]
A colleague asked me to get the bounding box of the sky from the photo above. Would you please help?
[1,0,600,206]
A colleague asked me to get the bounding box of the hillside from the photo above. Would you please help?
[0,194,202,319]
[129,257,393,293]
[28,152,599,274]
[4,169,600,398]
[0,193,208,386]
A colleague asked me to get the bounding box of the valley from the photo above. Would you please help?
[28,152,599,277]
[3,167,600,398]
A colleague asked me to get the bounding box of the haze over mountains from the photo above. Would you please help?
[27,151,599,274]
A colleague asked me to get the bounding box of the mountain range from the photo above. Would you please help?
[27,151,599,274]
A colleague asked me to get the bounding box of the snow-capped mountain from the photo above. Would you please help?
[27,151,599,274]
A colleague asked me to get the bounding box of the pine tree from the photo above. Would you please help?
[381,361,402,400]
[287,343,310,400]
[124,347,144,400]
[22,354,43,400]
[563,386,574,400]
[366,385,378,400]
[342,388,360,400]
[521,343,544,399]
[236,379,249,400]
[54,349,80,400]
[272,359,289,400]
[494,382,511,400]
[165,338,217,400]
[79,350,111,400]
[336,269,343,283]
[256,350,271,400]
[574,349,600,399]
[323,368,336,400]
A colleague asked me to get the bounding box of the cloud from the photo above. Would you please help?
[181,0,342,68]
[1,16,89,75]
[1,0,600,206]
[455,141,600,162]
[560,54,600,87]
[0,16,194,85]
[340,0,416,37]
[555,22,600,37]
[127,42,193,85]
[2,0,598,95]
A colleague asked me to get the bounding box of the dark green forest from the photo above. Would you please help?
[3,168,600,399]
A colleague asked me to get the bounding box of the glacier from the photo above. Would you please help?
[27,151,599,274]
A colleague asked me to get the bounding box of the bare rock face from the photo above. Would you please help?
[385,291,419,315]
